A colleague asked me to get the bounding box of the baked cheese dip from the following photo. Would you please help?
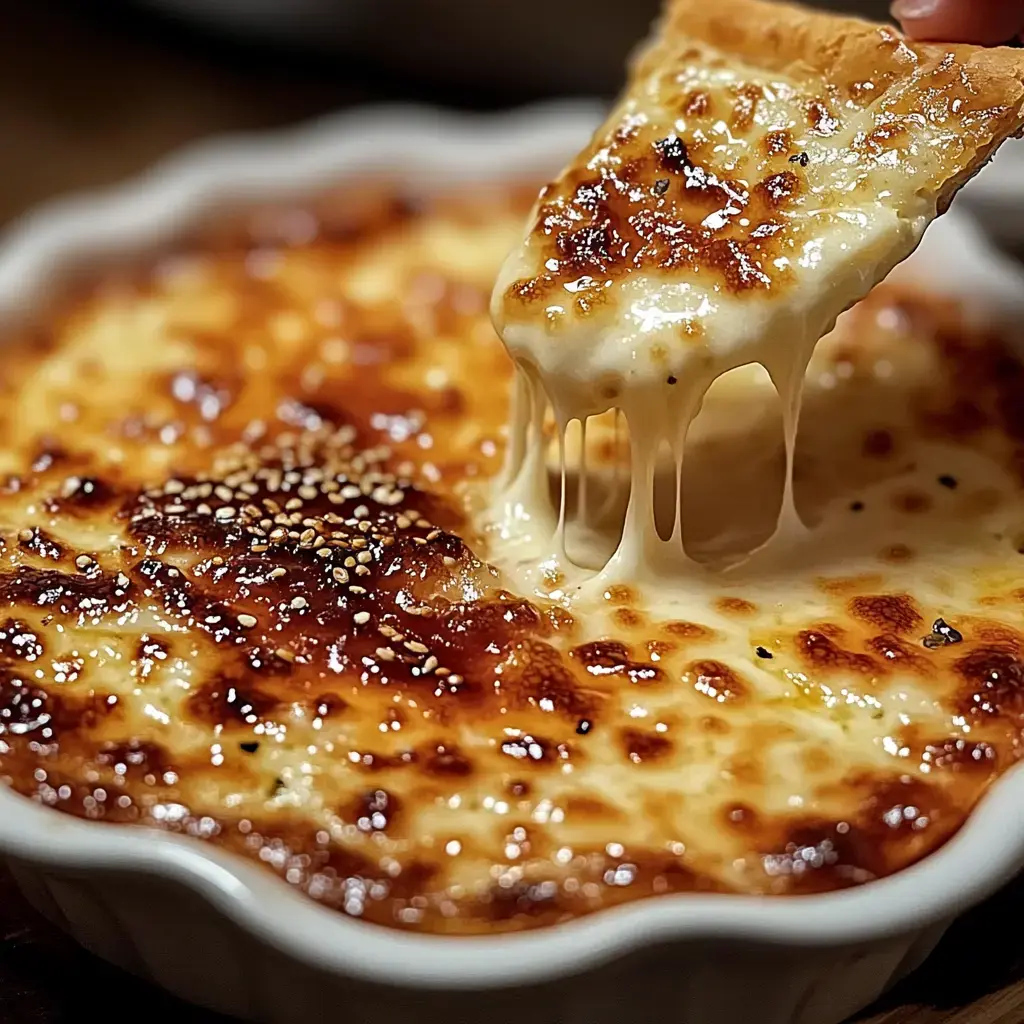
[2,0,1024,935]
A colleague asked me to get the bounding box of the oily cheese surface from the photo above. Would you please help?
[0,182,1023,933]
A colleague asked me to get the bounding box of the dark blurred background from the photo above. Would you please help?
[1,0,893,226]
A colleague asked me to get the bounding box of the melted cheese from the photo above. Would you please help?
[0,181,1023,934]
[491,0,1024,592]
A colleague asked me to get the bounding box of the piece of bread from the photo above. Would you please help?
[492,0,1024,417]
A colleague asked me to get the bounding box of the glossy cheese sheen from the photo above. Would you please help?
[0,183,1023,934]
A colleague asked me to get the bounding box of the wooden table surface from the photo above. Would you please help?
[1,2,1023,1021]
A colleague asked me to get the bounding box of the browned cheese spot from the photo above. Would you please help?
[848,594,922,635]
[572,640,664,686]
[761,129,793,157]
[881,544,915,564]
[954,646,1024,720]
[621,728,673,764]
[894,491,932,514]
[795,631,882,676]
[714,596,757,617]
[663,620,716,641]
[613,607,645,630]
[862,429,894,458]
[688,659,747,703]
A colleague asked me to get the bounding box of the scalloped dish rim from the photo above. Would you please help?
[0,100,1022,990]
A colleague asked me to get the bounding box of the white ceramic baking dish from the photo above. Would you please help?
[1,102,1023,1024]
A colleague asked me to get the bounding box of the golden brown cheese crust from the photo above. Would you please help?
[0,183,1024,933]
[502,0,1024,318]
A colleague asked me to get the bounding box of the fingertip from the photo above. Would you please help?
[892,0,1024,44]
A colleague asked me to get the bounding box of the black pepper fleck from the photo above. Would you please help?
[654,136,690,172]
[240,741,260,753]
[921,617,963,649]
[755,646,773,659]
[850,501,864,512]
[667,375,678,385]
[788,152,810,167]
[576,719,592,735]
[938,475,958,489]
[653,178,670,195]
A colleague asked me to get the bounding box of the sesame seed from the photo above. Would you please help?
[332,567,350,584]
[356,551,372,564]
[355,564,371,576]
[268,567,287,579]
[275,647,296,663]
[75,555,94,570]
[238,614,258,628]
[290,596,308,610]
[422,655,438,674]
[353,611,371,625]
[215,506,237,521]
[17,528,33,543]
[405,640,429,655]
[375,647,396,662]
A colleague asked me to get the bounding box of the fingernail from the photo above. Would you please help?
[891,0,941,19]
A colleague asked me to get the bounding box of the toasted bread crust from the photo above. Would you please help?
[497,0,1024,332]
[652,0,1024,208]
[659,0,1024,91]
